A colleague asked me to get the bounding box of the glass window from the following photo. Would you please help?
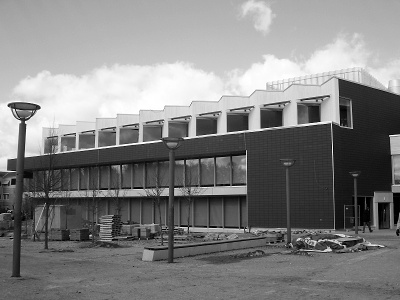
[169,122,188,138]
[393,155,400,184]
[61,169,70,190]
[99,166,110,190]
[143,126,162,142]
[110,165,121,189]
[340,98,352,127]
[89,167,99,190]
[298,104,320,124]
[61,135,76,152]
[200,158,214,186]
[146,162,158,188]
[53,169,62,191]
[121,164,132,189]
[158,161,169,187]
[227,115,248,132]
[79,167,89,190]
[175,160,185,187]
[119,128,139,145]
[98,131,116,147]
[215,157,231,186]
[44,137,58,154]
[79,133,95,149]
[232,155,246,185]
[133,163,144,188]
[261,110,283,128]
[70,168,79,190]
[196,118,217,136]
[185,159,199,187]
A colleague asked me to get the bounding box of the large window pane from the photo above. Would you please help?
[110,165,121,189]
[143,126,162,142]
[232,155,246,185]
[175,160,185,187]
[157,161,169,187]
[100,166,110,190]
[121,164,132,189]
[89,167,99,190]
[227,115,248,132]
[70,168,79,190]
[169,122,188,138]
[133,163,144,188]
[298,104,320,124]
[44,137,58,154]
[196,118,217,136]
[146,162,158,188]
[98,131,116,147]
[61,136,76,152]
[261,110,283,128]
[61,169,70,190]
[339,98,352,127]
[185,159,199,187]
[393,155,400,184]
[79,167,89,190]
[216,157,231,186]
[200,158,214,186]
[79,133,95,149]
[119,128,139,145]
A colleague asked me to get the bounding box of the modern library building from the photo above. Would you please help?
[8,67,400,231]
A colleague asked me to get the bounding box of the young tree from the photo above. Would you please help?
[32,130,64,249]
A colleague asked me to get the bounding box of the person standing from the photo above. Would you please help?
[396,212,400,236]
[363,207,373,233]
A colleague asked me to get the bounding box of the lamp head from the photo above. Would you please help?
[280,158,295,167]
[349,171,361,178]
[162,137,184,150]
[8,102,41,121]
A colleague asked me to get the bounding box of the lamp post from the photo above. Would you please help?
[349,171,361,234]
[280,158,295,246]
[8,102,41,277]
[162,137,183,263]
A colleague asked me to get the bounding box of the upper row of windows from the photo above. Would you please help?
[45,98,352,153]
[28,155,247,192]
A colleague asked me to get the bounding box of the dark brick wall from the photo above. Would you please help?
[245,124,334,229]
[333,80,400,228]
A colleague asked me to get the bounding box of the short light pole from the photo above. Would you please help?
[280,158,295,246]
[349,171,361,234]
[8,102,41,277]
[162,137,183,263]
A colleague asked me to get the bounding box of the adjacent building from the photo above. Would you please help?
[7,67,400,230]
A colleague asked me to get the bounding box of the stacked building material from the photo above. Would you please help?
[49,229,70,241]
[69,228,90,241]
[99,215,122,241]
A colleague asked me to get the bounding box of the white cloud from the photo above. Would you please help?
[2,34,400,170]
[239,0,276,35]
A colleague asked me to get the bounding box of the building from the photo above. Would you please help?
[7,67,400,230]
[0,171,16,212]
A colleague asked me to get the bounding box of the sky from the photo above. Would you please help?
[1,0,400,171]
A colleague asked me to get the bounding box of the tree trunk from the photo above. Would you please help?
[44,202,50,250]
[187,198,191,234]
[158,198,164,245]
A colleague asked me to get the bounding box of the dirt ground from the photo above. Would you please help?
[1,230,399,300]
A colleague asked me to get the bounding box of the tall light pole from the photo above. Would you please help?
[8,102,41,277]
[349,171,361,234]
[162,137,183,263]
[280,158,295,246]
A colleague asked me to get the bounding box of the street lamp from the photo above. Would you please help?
[280,158,295,247]
[349,171,361,234]
[8,102,41,277]
[162,137,183,263]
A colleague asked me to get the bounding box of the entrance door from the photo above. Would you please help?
[378,203,390,229]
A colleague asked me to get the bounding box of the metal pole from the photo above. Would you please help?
[12,120,27,277]
[354,177,358,234]
[285,166,291,245]
[168,149,175,263]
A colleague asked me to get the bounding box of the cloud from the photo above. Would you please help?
[239,0,276,35]
[2,33,400,170]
